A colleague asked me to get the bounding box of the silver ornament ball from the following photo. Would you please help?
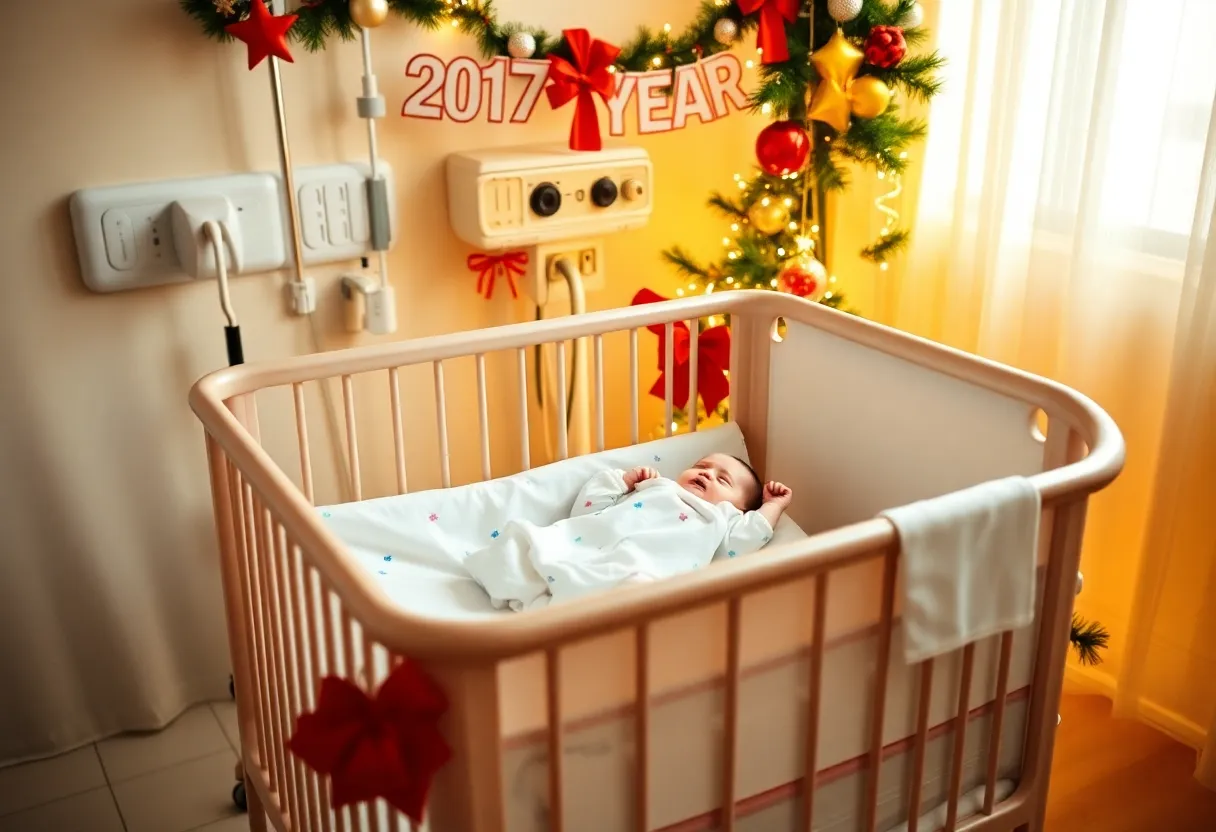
[713,18,739,46]
[827,0,863,23]
[899,2,925,28]
[507,31,537,60]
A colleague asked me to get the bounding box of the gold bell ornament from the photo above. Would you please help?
[350,0,389,29]
[748,197,791,236]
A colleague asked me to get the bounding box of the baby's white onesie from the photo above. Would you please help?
[463,469,774,611]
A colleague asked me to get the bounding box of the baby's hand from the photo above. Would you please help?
[763,481,793,509]
[623,466,659,491]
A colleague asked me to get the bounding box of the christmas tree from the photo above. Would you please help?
[663,0,944,311]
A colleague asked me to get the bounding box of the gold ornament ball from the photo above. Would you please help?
[748,200,790,236]
[849,76,893,119]
[350,0,389,29]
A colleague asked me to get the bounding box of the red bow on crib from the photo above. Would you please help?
[288,660,450,823]
[467,250,528,299]
[737,0,799,64]
[631,288,732,414]
[546,29,621,151]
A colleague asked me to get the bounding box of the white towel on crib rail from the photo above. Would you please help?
[880,476,1040,664]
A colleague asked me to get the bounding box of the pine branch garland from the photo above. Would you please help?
[1070,615,1110,666]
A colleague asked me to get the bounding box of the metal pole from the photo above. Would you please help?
[267,1,307,283]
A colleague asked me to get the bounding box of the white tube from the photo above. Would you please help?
[203,220,237,328]
[359,26,389,291]
[554,257,591,458]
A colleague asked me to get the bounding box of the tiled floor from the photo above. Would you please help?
[0,703,247,832]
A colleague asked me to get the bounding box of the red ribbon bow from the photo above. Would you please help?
[546,29,621,151]
[467,251,528,300]
[737,0,800,64]
[631,289,732,414]
[288,661,451,823]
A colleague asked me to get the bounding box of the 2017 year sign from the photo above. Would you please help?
[401,53,750,135]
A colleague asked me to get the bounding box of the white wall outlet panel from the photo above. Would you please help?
[447,145,652,250]
[70,173,286,293]
[70,161,396,293]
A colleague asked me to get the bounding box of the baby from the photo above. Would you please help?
[463,453,793,611]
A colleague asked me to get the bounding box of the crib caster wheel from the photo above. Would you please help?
[232,781,247,812]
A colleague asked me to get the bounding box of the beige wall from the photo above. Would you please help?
[0,0,902,758]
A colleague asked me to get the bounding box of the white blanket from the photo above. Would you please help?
[464,470,774,611]
[880,476,1040,664]
[318,424,807,619]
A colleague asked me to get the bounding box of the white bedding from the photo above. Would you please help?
[317,424,809,619]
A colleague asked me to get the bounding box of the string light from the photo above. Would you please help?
[783,198,794,207]
[788,222,798,231]
[829,275,837,283]
[688,283,697,290]
[811,224,820,233]
[728,252,738,260]
[733,173,742,181]
[761,103,773,115]
[770,278,779,287]
[737,181,747,190]
[777,247,786,256]
[795,235,814,252]
[899,151,908,159]
[745,59,755,69]
[725,276,734,284]
[877,171,886,180]
[824,291,834,299]
[760,197,770,207]
[730,223,740,232]
[608,66,617,74]
[663,23,672,33]
[722,237,731,245]
[652,56,663,67]
[677,288,685,296]
[880,262,890,271]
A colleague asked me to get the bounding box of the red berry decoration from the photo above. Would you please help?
[755,120,811,176]
[864,25,906,69]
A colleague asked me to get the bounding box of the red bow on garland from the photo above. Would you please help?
[546,29,621,151]
[737,0,799,64]
[631,289,732,414]
[288,660,451,823]
[467,251,528,299]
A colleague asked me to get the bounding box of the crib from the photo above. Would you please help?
[190,290,1124,832]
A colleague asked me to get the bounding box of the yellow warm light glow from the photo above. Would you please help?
[811,224,820,233]
[795,235,813,252]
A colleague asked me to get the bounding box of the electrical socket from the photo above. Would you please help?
[527,239,604,307]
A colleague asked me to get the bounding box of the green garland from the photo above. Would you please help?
[180,0,756,71]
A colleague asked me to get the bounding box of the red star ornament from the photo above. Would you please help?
[288,660,451,823]
[225,0,298,70]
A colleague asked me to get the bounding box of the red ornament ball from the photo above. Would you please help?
[779,255,828,300]
[864,25,907,69]
[755,121,811,176]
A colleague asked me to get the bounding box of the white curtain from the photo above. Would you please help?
[888,0,1216,787]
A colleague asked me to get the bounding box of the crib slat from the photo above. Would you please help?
[802,573,829,832]
[341,375,362,502]
[476,354,492,480]
[547,647,564,832]
[863,550,898,832]
[556,341,569,460]
[688,320,699,432]
[320,590,347,832]
[723,596,742,831]
[629,328,640,445]
[292,383,315,504]
[244,491,278,799]
[252,498,290,809]
[340,611,360,831]
[517,348,531,470]
[906,659,935,832]
[230,471,268,771]
[434,362,452,488]
[361,635,385,832]
[594,334,605,452]
[271,524,309,829]
[298,561,334,832]
[635,623,650,832]
[984,632,1015,814]
[944,643,977,831]
[664,322,674,437]
[388,368,408,494]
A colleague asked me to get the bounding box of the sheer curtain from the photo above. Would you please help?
[886,0,1216,787]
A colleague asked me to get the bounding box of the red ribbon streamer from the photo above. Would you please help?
[737,0,799,64]
[288,661,450,823]
[630,288,732,414]
[467,251,528,300]
[545,29,621,151]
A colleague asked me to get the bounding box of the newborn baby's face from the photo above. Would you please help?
[676,453,757,511]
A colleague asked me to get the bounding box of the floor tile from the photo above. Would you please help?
[189,814,253,831]
[112,749,240,832]
[0,786,124,832]
[97,703,231,783]
[210,701,241,753]
[0,746,106,817]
